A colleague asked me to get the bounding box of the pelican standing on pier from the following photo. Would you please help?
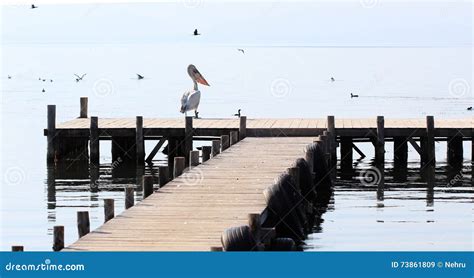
[180,64,210,118]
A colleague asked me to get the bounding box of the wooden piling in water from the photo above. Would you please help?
[53,225,64,251]
[159,166,170,186]
[230,131,239,145]
[393,136,408,181]
[202,146,212,162]
[447,136,463,169]
[47,105,56,164]
[136,116,145,165]
[89,117,99,166]
[422,116,436,179]
[212,140,221,156]
[77,211,90,238]
[79,97,88,118]
[376,116,385,200]
[221,135,230,151]
[327,115,337,181]
[174,157,186,178]
[104,199,114,223]
[143,175,154,198]
[184,117,193,166]
[11,246,24,252]
[239,116,247,140]
[190,150,199,167]
[340,137,353,179]
[125,186,134,209]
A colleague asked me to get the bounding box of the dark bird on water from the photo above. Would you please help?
[31,4,38,9]
[467,107,472,111]
[74,73,86,82]
[8,75,11,79]
[237,49,245,54]
[137,74,144,80]
[351,93,359,98]
[193,29,201,36]
[38,77,41,80]
[42,88,45,93]
[233,109,241,118]
[50,79,53,82]
[42,79,46,82]
[330,77,335,82]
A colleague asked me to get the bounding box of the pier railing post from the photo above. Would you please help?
[77,211,90,238]
[11,246,24,252]
[79,97,88,118]
[212,140,221,156]
[190,150,199,167]
[89,117,99,166]
[53,225,64,251]
[423,116,436,178]
[125,186,134,209]
[239,116,247,140]
[159,166,170,187]
[143,175,154,198]
[47,105,56,163]
[104,199,115,223]
[136,116,145,165]
[221,135,230,151]
[174,157,186,178]
[327,115,336,181]
[230,131,239,145]
[184,117,193,166]
[202,146,212,162]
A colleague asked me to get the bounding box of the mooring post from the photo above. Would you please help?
[167,138,177,177]
[159,166,170,187]
[77,211,90,238]
[210,246,223,252]
[52,225,64,252]
[327,115,336,163]
[89,117,99,166]
[190,150,199,167]
[340,137,353,179]
[125,186,134,209]
[239,116,247,140]
[184,117,193,166]
[422,116,436,177]
[174,157,186,178]
[376,116,385,201]
[447,136,463,169]
[212,140,221,156]
[47,105,56,164]
[104,199,114,223]
[202,146,212,162]
[136,116,145,165]
[248,213,263,250]
[288,167,300,191]
[79,97,88,118]
[11,246,24,252]
[221,135,230,151]
[393,136,408,182]
[143,175,154,198]
[230,131,239,145]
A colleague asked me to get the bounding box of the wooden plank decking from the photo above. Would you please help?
[65,137,310,251]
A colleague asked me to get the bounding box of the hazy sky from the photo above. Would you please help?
[1,0,472,46]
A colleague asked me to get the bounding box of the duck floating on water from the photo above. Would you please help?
[351,93,359,98]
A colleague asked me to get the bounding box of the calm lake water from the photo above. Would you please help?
[1,2,473,251]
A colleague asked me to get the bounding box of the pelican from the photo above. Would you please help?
[180,64,209,118]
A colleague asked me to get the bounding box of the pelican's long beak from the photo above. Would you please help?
[196,74,210,86]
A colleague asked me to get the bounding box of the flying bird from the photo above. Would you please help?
[7,75,11,79]
[137,74,144,80]
[467,107,472,111]
[31,4,38,9]
[180,64,210,118]
[330,77,335,82]
[193,29,201,36]
[233,109,241,118]
[50,79,53,82]
[74,73,86,82]
[237,49,245,54]
[351,93,359,98]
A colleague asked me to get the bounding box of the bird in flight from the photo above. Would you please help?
[180,64,210,118]
[31,4,38,9]
[193,29,201,36]
[233,109,241,118]
[137,74,144,80]
[237,49,245,54]
[467,107,472,111]
[74,73,86,82]
[351,93,359,98]
[330,77,335,82]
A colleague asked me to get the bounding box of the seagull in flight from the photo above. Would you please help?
[31,4,38,9]
[351,93,359,98]
[74,73,86,82]
[137,74,144,80]
[237,49,245,54]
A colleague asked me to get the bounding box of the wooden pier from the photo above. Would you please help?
[39,98,472,252]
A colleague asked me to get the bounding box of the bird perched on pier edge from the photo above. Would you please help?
[233,109,241,117]
[180,64,210,118]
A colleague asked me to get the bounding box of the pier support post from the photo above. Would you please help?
[190,150,200,167]
[112,137,137,164]
[230,131,239,145]
[221,135,230,151]
[239,116,247,140]
[159,166,170,187]
[167,138,178,176]
[143,175,154,198]
[202,146,212,162]
[340,137,353,179]
[136,116,145,165]
[422,116,436,179]
[89,117,99,167]
[77,211,90,238]
[375,116,385,200]
[393,137,408,182]
[327,116,337,180]
[184,117,193,166]
[79,97,88,118]
[447,136,463,170]
[212,140,221,156]
[47,105,56,164]
[52,226,64,251]
[174,157,186,178]
[104,199,114,223]
[125,186,134,209]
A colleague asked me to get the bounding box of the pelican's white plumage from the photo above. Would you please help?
[180,64,209,118]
